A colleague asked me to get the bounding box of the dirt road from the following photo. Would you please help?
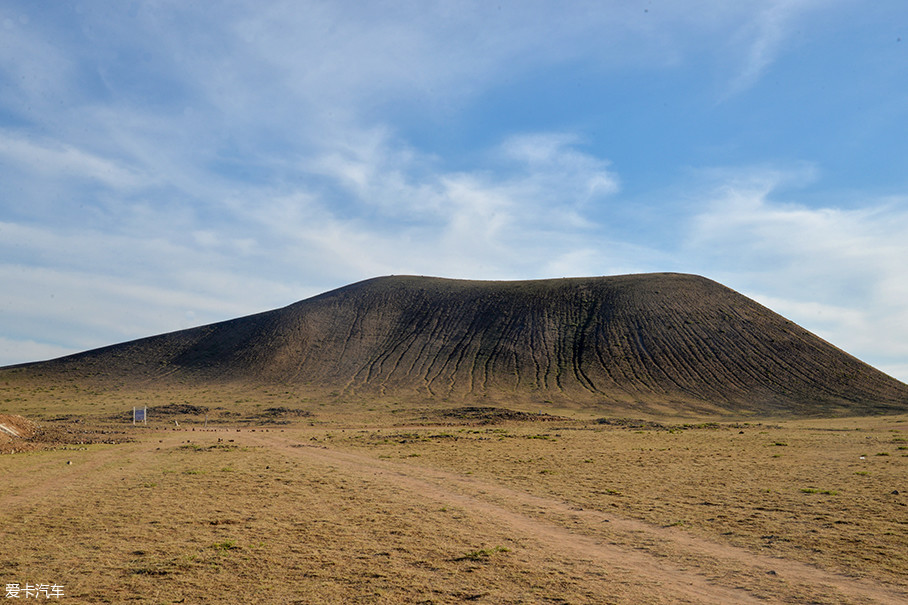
[245,430,908,605]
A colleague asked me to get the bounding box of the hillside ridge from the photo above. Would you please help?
[4,273,907,416]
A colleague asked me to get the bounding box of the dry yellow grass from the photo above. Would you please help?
[0,384,906,603]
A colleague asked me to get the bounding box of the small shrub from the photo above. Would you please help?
[454,546,509,562]
[597,488,622,496]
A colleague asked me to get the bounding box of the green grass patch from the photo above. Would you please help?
[212,539,239,551]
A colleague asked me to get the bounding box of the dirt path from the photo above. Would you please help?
[245,431,908,605]
[3,428,905,603]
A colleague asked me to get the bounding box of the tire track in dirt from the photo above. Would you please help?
[245,432,908,605]
[248,437,753,603]
[245,442,753,604]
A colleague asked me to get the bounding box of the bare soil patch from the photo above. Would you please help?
[0,413,38,440]
[0,414,131,454]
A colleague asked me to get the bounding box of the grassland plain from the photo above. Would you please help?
[0,384,907,603]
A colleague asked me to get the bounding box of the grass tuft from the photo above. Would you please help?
[453,546,510,562]
[212,539,239,551]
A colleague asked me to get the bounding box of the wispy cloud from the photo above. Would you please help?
[0,124,628,364]
[0,337,74,369]
[232,130,624,280]
[692,0,841,99]
[686,169,908,377]
[0,131,147,190]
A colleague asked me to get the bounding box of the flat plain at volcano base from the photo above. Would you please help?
[1,384,907,604]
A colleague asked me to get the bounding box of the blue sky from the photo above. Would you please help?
[1,1,907,382]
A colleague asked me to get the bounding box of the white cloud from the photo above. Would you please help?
[0,214,311,363]
[0,337,75,367]
[0,131,146,190]
[496,133,620,206]
[684,0,843,99]
[721,1,794,97]
[3,0,827,144]
[231,130,624,281]
[0,125,630,366]
[0,262,255,341]
[687,173,908,380]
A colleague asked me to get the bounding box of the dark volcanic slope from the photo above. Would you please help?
[7,273,908,415]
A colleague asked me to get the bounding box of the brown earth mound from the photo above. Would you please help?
[437,407,569,424]
[0,413,38,440]
[0,414,131,454]
[3,273,907,416]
